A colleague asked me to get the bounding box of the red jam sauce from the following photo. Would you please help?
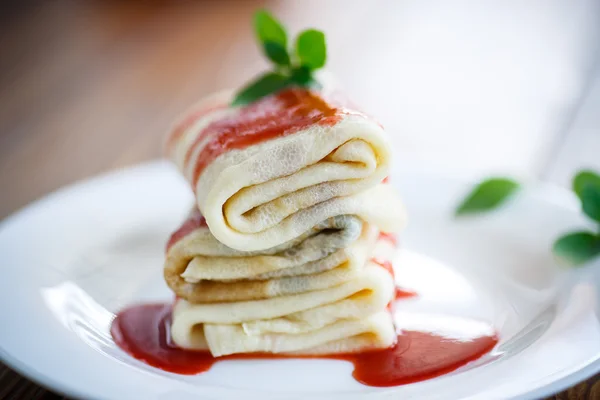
[111,304,212,375]
[165,210,208,252]
[184,88,351,187]
[166,103,228,155]
[346,330,497,387]
[371,258,395,277]
[111,302,497,387]
[378,231,398,247]
[395,287,418,299]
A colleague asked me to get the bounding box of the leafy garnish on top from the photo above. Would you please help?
[232,10,327,106]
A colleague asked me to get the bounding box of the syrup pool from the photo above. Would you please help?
[111,300,498,387]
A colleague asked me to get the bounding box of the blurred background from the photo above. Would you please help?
[1,0,599,220]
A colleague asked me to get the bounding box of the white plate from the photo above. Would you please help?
[1,161,599,400]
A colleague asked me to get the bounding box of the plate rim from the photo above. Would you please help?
[0,159,598,400]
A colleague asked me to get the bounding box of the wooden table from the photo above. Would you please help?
[1,1,599,398]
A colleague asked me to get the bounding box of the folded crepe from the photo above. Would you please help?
[169,232,398,356]
[164,87,404,357]
[171,262,396,356]
[165,87,405,252]
[164,205,389,303]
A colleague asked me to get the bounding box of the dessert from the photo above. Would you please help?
[111,9,498,387]
[162,86,405,357]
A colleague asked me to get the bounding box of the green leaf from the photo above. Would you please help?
[455,178,520,216]
[254,10,287,49]
[263,42,291,66]
[573,170,600,200]
[553,231,600,266]
[289,66,319,87]
[295,29,327,70]
[580,185,600,223]
[231,72,290,106]
[573,170,600,223]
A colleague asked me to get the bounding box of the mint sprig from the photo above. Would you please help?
[231,72,289,107]
[455,178,520,216]
[573,170,600,223]
[553,231,600,266]
[232,10,327,107]
[455,170,600,266]
[553,170,600,266]
[254,10,287,51]
[296,29,326,69]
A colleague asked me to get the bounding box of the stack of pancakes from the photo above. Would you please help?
[163,88,406,357]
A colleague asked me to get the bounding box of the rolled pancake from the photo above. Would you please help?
[171,263,396,356]
[165,87,405,252]
[164,211,382,303]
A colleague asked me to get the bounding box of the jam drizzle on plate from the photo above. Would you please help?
[111,301,497,387]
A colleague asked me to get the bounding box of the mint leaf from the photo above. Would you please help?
[290,66,319,87]
[581,185,600,223]
[254,10,287,49]
[231,72,289,106]
[296,29,326,70]
[553,231,600,266]
[263,42,291,66]
[235,10,328,106]
[573,171,600,223]
[455,178,520,216]
[573,170,600,199]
